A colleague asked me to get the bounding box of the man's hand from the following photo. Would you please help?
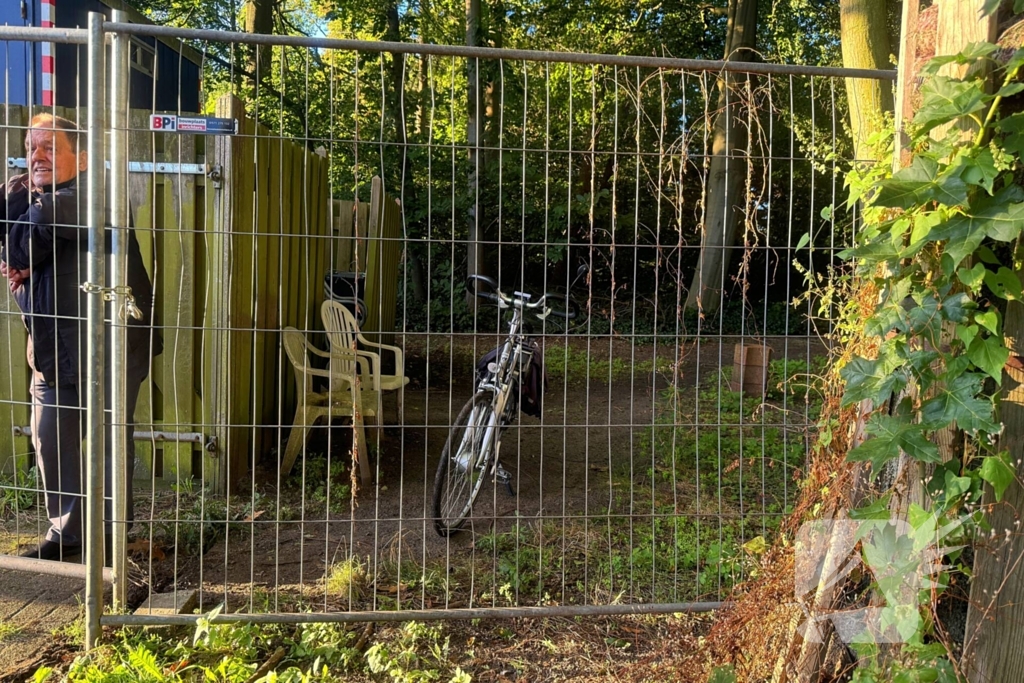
[0,261,30,292]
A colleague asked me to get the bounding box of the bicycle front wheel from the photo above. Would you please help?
[432,392,499,536]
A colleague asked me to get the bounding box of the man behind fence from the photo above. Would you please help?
[0,113,159,562]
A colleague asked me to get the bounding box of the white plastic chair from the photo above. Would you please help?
[320,299,409,422]
[281,326,380,488]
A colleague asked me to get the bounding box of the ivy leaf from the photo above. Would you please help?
[957,323,979,349]
[968,335,1010,381]
[975,310,999,334]
[847,238,904,268]
[958,147,999,194]
[957,262,987,291]
[976,245,1002,264]
[930,186,1024,266]
[984,267,1023,300]
[940,292,973,323]
[874,156,969,209]
[998,83,1024,98]
[979,451,1016,501]
[998,112,1024,157]
[848,432,901,475]
[920,373,999,435]
[849,494,893,520]
[919,42,998,77]
[943,470,975,501]
[848,416,940,475]
[840,355,907,408]
[908,295,941,336]
[913,76,988,134]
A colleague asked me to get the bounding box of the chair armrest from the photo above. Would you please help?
[356,334,405,376]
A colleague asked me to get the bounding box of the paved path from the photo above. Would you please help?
[0,568,81,682]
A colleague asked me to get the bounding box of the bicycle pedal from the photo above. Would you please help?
[494,465,515,496]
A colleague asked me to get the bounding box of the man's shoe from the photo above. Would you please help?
[20,539,82,561]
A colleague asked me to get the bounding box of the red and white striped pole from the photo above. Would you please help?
[41,0,56,106]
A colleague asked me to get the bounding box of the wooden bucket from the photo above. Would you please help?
[729,344,773,396]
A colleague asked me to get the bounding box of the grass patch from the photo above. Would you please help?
[545,345,673,384]
[0,623,22,642]
[325,556,368,600]
[0,466,39,517]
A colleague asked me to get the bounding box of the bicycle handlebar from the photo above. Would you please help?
[465,274,578,320]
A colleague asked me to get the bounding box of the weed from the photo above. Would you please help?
[325,556,368,600]
[366,621,471,683]
[0,466,39,516]
[0,623,22,642]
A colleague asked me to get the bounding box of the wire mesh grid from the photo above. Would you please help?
[0,22,890,625]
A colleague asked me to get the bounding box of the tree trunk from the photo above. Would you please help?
[684,0,757,315]
[466,0,484,303]
[245,0,274,83]
[839,0,894,163]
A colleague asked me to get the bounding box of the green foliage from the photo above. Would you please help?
[365,622,470,683]
[841,42,1024,678]
[0,466,39,516]
[153,482,269,556]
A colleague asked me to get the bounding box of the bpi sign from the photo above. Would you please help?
[150,115,178,131]
[149,114,237,135]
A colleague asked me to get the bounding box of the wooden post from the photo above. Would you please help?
[963,300,1024,682]
[206,94,251,494]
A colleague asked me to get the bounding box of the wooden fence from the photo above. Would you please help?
[0,98,401,492]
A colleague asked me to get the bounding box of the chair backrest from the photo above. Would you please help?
[282,327,316,397]
[321,300,361,377]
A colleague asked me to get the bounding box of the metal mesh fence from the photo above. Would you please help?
[0,19,893,631]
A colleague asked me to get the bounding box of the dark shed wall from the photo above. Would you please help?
[0,2,36,109]
[3,0,200,112]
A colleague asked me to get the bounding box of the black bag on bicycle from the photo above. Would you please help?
[475,340,547,419]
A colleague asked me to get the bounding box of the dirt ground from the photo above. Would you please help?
[1,334,827,615]
[137,334,825,612]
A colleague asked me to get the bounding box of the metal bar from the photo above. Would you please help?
[84,10,107,651]
[0,25,87,44]
[8,158,207,175]
[104,22,897,80]
[11,425,209,445]
[109,8,130,613]
[0,555,114,583]
[104,601,728,627]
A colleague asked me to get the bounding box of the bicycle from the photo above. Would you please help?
[431,272,582,537]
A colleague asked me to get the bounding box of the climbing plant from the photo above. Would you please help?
[838,41,1024,679]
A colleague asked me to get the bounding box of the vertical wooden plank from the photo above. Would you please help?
[0,105,30,473]
[206,94,251,493]
[128,109,158,481]
[250,130,273,460]
[263,136,286,440]
[159,131,198,485]
[229,108,257,488]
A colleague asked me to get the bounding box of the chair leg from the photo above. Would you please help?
[395,387,404,425]
[282,406,316,476]
[352,416,372,490]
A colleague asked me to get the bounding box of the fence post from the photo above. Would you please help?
[206,94,249,494]
[84,10,107,650]
[108,9,130,612]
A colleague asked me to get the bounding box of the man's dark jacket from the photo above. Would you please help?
[0,174,160,385]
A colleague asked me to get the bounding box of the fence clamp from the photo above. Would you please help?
[81,282,144,321]
[208,164,223,189]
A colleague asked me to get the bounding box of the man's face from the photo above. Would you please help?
[25,126,86,190]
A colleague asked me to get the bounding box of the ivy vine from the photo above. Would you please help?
[838,41,1024,680]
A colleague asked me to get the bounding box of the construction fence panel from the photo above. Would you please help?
[0,22,895,628]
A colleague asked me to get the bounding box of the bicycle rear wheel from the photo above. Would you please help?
[432,391,499,536]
